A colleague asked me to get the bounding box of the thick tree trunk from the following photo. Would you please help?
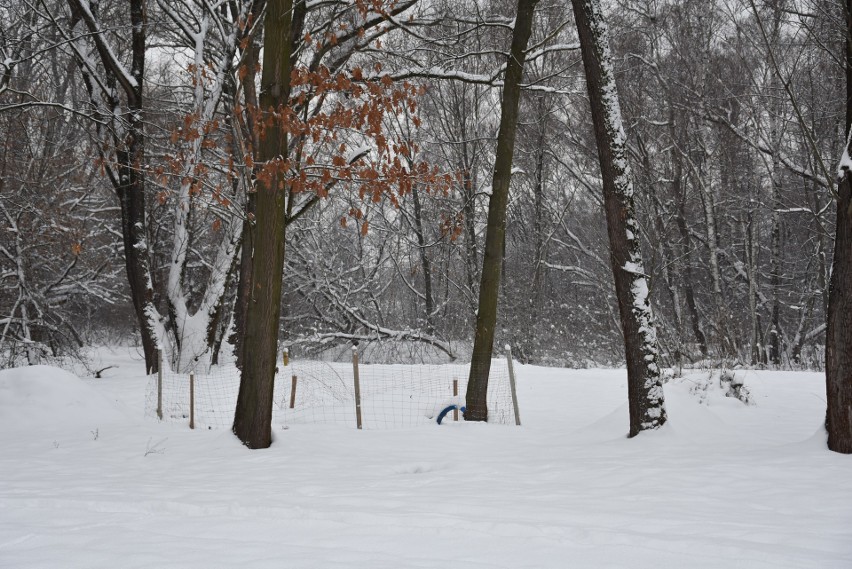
[233,0,293,449]
[231,18,262,372]
[825,0,852,454]
[827,165,852,453]
[464,0,538,421]
[232,190,256,371]
[571,0,666,436]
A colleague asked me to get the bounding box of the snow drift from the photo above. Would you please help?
[0,365,126,434]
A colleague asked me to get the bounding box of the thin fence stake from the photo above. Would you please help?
[352,347,363,430]
[282,348,289,367]
[189,373,195,430]
[290,374,298,409]
[453,378,459,421]
[157,349,163,420]
[505,345,521,426]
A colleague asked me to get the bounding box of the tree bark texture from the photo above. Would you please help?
[233,0,293,449]
[230,18,262,372]
[826,168,852,454]
[826,0,852,454]
[571,0,667,436]
[464,0,539,422]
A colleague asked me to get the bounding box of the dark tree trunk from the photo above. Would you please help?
[767,0,785,366]
[411,184,435,334]
[116,135,159,374]
[232,190,256,371]
[464,0,539,422]
[68,0,159,373]
[827,167,852,454]
[825,0,852,454]
[571,0,666,436]
[230,12,262,372]
[233,0,293,449]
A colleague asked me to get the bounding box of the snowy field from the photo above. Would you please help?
[1,349,850,568]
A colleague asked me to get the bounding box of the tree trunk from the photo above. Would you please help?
[462,165,479,310]
[826,0,852,454]
[233,0,294,449]
[528,105,547,360]
[695,151,727,356]
[67,0,161,373]
[767,0,785,365]
[411,184,435,334]
[571,0,666,436]
[827,160,852,454]
[668,109,707,357]
[230,16,262,372]
[464,0,538,421]
[112,0,159,374]
[746,207,761,365]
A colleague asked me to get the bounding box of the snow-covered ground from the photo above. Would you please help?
[1,348,850,568]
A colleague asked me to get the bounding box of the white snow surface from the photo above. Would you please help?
[1,349,850,568]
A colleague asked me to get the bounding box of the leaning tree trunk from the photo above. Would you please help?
[464,0,539,421]
[232,0,294,449]
[826,0,852,454]
[570,0,666,436]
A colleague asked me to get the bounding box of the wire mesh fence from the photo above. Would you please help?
[145,351,518,430]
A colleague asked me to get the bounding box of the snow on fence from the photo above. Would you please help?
[146,348,520,430]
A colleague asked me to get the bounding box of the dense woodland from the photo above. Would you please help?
[1,0,850,448]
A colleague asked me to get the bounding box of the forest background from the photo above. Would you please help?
[0,0,842,376]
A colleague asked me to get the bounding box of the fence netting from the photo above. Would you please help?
[145,355,516,430]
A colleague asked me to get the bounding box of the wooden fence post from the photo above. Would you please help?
[157,348,163,420]
[352,346,363,430]
[289,374,298,409]
[453,378,459,421]
[282,348,289,367]
[189,373,195,430]
[505,345,521,426]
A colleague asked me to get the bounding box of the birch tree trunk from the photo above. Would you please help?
[465,0,539,421]
[570,0,666,436]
